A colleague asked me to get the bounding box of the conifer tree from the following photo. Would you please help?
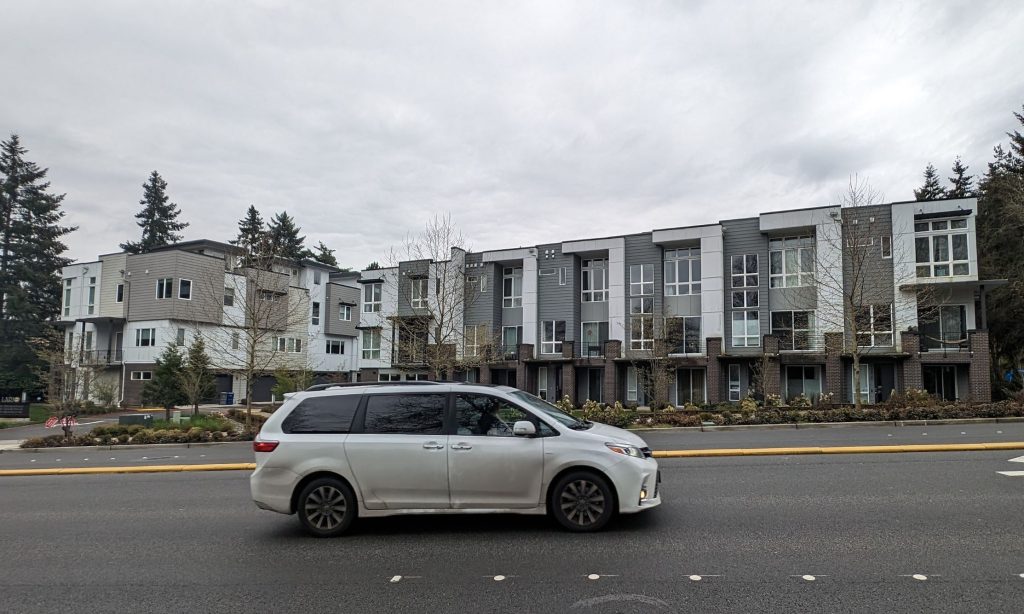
[267,211,307,260]
[947,156,975,198]
[180,335,215,416]
[120,171,188,254]
[143,344,187,420]
[311,240,338,267]
[914,163,947,201]
[0,134,76,391]
[231,205,265,252]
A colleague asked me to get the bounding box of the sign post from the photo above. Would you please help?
[0,390,30,419]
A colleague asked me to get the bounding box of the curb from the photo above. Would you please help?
[0,441,250,454]
[0,463,257,477]
[651,441,1024,458]
[631,416,1024,433]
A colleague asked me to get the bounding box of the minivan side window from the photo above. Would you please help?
[362,394,447,435]
[282,395,361,434]
[455,393,530,437]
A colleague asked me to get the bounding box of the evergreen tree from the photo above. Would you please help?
[0,134,76,392]
[120,171,188,254]
[266,211,306,260]
[180,335,215,416]
[914,163,947,201]
[311,240,338,267]
[143,344,187,420]
[231,205,265,252]
[947,156,975,198]
[365,261,381,270]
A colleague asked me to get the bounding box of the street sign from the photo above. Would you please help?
[0,390,30,419]
[44,416,78,429]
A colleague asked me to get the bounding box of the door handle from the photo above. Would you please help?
[450,443,473,451]
[422,442,444,450]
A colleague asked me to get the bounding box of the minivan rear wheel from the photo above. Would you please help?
[550,471,614,532]
[297,477,357,537]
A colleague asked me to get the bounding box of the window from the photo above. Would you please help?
[178,279,192,300]
[312,301,320,326]
[135,328,156,347]
[325,339,343,355]
[223,287,234,307]
[313,270,321,285]
[502,325,522,356]
[282,395,359,434]
[130,371,153,381]
[919,304,967,350]
[732,311,760,347]
[378,373,401,382]
[664,248,701,296]
[115,283,125,304]
[361,329,381,360]
[503,267,522,307]
[156,278,173,299]
[769,236,814,288]
[626,366,638,402]
[538,366,548,400]
[275,337,303,353]
[666,316,701,354]
[84,331,94,351]
[676,368,706,405]
[464,324,485,357]
[87,279,96,315]
[411,278,428,309]
[455,394,532,437]
[63,282,72,316]
[581,258,608,302]
[881,236,892,259]
[258,290,279,302]
[541,320,566,354]
[732,288,759,309]
[580,321,609,357]
[363,283,382,312]
[915,218,969,277]
[629,297,654,350]
[771,311,815,350]
[855,304,894,347]
[731,254,759,288]
[339,305,352,321]
[231,331,240,350]
[629,264,653,297]
[362,394,447,435]
[555,267,565,285]
[176,328,186,346]
[728,364,741,402]
[66,330,74,351]
[786,366,821,401]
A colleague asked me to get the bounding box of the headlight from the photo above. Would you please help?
[605,442,644,458]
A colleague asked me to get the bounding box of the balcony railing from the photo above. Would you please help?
[777,333,826,352]
[665,338,706,356]
[79,349,123,366]
[576,341,606,358]
[920,332,969,353]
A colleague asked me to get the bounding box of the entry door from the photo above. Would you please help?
[447,393,545,509]
[345,393,451,510]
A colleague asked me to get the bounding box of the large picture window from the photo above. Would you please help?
[731,311,760,347]
[666,316,702,354]
[769,236,814,288]
[731,254,758,288]
[541,320,566,354]
[664,248,701,296]
[581,259,608,302]
[771,310,815,350]
[410,278,429,309]
[629,264,653,297]
[676,368,706,405]
[915,218,969,277]
[361,329,381,359]
[629,297,653,350]
[855,304,893,347]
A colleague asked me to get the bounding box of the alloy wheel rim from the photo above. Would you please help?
[304,485,346,530]
[559,479,605,526]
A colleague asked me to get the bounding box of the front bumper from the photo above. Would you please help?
[611,458,662,515]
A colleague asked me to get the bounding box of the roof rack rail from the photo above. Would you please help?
[304,381,445,392]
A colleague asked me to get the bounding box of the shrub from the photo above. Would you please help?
[763,393,783,408]
[554,395,576,413]
[740,395,759,411]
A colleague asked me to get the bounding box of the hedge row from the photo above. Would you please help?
[20,413,251,448]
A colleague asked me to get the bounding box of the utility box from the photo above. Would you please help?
[118,414,153,426]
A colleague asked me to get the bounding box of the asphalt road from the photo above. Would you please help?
[2,452,1022,613]
[2,422,1023,470]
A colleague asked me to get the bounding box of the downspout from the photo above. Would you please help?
[118,275,130,407]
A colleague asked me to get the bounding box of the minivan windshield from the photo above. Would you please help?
[509,391,591,430]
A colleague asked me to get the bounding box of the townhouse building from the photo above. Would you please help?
[59,197,999,407]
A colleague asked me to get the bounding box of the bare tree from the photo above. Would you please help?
[377,214,489,380]
[620,310,699,410]
[814,176,945,409]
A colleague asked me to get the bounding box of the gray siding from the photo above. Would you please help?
[397,259,430,317]
[99,253,127,319]
[125,251,224,324]
[842,204,896,344]
[463,254,501,336]
[721,218,768,354]
[537,243,576,354]
[769,286,817,311]
[623,234,663,340]
[324,283,360,336]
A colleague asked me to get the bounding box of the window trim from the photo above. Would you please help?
[361,328,382,360]
[115,283,125,304]
[410,278,429,309]
[770,310,816,351]
[130,371,153,381]
[502,267,522,308]
[629,263,653,297]
[730,254,759,289]
[731,311,760,348]
[768,236,815,288]
[178,278,192,301]
[223,287,235,307]
[156,277,174,300]
[629,297,654,351]
[325,339,343,355]
[134,328,156,347]
[339,304,352,321]
[363,282,382,313]
[541,320,566,354]
[664,248,702,296]
[581,258,609,303]
[914,218,969,278]
[855,303,894,347]
[881,235,892,259]
[312,301,320,326]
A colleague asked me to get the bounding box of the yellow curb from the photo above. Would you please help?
[0,463,257,477]
[652,442,1024,458]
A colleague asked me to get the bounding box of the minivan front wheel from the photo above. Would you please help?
[550,471,614,532]
[297,478,356,537]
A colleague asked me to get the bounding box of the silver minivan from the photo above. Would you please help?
[251,382,661,536]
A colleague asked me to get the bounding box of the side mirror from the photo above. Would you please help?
[513,420,536,436]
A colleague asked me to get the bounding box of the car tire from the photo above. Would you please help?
[296,477,357,538]
[550,471,615,532]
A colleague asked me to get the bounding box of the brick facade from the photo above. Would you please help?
[762,335,781,397]
[706,338,722,404]
[900,331,923,391]
[602,340,621,404]
[968,330,992,402]
[824,332,843,402]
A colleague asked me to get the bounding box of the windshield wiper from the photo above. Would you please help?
[568,420,593,430]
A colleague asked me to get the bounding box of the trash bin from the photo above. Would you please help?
[225,392,235,405]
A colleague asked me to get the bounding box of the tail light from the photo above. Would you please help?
[253,441,279,453]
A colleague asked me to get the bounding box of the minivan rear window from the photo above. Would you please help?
[282,395,361,434]
[362,393,446,435]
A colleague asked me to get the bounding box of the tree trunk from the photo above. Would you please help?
[852,352,862,411]
[245,375,254,430]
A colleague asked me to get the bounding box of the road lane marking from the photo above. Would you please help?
[802,575,816,581]
[997,471,1024,477]
[912,574,927,581]
[653,442,1024,458]
[390,576,402,583]
[1009,455,1024,463]
[587,574,600,580]
[493,575,505,581]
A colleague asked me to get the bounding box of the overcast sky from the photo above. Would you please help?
[3,1,1022,267]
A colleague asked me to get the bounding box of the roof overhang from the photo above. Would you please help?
[899,279,1008,292]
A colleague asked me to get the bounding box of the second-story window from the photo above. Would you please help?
[313,270,322,285]
[115,283,125,304]
[223,287,234,307]
[178,279,192,300]
[731,255,758,288]
[326,339,343,354]
[87,277,96,315]
[541,320,565,354]
[231,332,240,350]
[363,283,382,313]
[629,297,653,350]
[361,329,381,359]
[311,301,320,326]
[503,267,522,307]
[771,310,815,350]
[629,264,653,297]
[339,305,352,321]
[769,236,814,288]
[463,324,484,357]
[581,259,608,302]
[156,278,174,300]
[732,311,760,347]
[63,279,72,316]
[411,278,428,309]
[855,304,893,347]
[915,218,969,277]
[664,248,701,296]
[135,328,156,347]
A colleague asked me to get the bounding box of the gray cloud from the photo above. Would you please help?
[2,0,1021,267]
